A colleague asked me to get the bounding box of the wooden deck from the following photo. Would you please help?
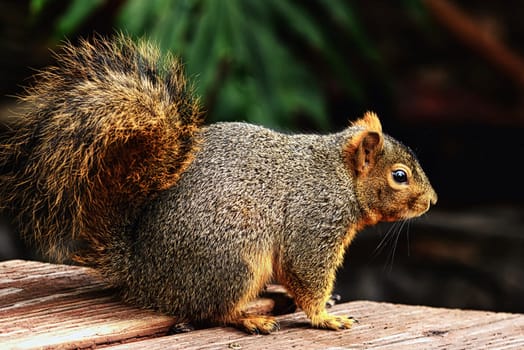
[1,260,523,349]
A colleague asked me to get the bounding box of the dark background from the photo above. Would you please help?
[1,1,523,313]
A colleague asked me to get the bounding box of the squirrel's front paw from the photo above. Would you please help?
[311,313,355,330]
[233,315,280,335]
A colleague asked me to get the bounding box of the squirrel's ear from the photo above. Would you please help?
[344,112,384,176]
[351,111,383,132]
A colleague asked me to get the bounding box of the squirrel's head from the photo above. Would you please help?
[343,112,437,226]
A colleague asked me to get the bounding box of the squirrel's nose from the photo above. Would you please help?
[430,189,438,205]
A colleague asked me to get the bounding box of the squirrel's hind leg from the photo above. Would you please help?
[220,249,279,334]
[226,314,280,334]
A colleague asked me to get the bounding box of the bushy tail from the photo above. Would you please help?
[0,34,202,265]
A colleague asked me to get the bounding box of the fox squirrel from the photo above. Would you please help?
[0,34,437,334]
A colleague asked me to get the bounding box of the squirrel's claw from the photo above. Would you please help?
[232,315,280,335]
[326,293,342,308]
[311,313,355,330]
[168,322,195,334]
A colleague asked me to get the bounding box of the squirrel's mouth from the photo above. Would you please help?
[377,196,435,222]
[406,197,436,219]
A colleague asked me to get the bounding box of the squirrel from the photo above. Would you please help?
[0,34,437,334]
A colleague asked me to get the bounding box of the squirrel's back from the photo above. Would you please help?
[141,122,360,240]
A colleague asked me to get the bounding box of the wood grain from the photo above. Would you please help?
[1,260,523,349]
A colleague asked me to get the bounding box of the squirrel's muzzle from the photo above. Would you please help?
[430,189,438,206]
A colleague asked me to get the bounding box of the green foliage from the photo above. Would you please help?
[30,0,383,130]
[55,0,104,36]
[30,0,104,35]
[29,0,48,14]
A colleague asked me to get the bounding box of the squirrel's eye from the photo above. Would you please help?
[392,169,408,184]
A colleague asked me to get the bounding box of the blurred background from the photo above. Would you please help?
[1,0,523,313]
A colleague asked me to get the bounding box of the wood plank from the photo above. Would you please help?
[0,260,175,349]
[105,301,524,349]
[0,260,280,350]
[1,259,523,349]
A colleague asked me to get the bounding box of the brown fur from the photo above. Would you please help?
[352,111,382,131]
[0,34,202,264]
